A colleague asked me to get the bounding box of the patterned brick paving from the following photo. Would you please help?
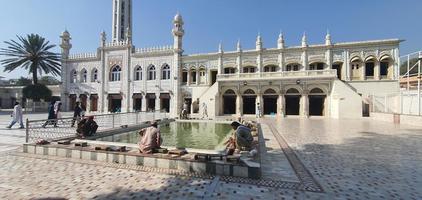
[1,117,422,199]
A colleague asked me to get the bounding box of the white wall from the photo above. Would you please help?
[330,80,362,119]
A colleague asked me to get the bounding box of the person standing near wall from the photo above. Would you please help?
[6,102,24,129]
[256,102,261,118]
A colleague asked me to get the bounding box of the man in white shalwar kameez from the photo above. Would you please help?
[7,102,24,129]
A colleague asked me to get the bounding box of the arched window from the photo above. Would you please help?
[286,88,300,94]
[243,66,256,73]
[134,66,142,81]
[264,65,278,72]
[224,67,236,74]
[264,88,277,94]
[80,69,87,83]
[286,64,301,71]
[161,64,170,80]
[70,70,77,83]
[224,89,236,95]
[91,68,98,82]
[148,65,156,80]
[110,65,121,82]
[309,62,325,70]
[243,89,256,95]
[310,88,324,94]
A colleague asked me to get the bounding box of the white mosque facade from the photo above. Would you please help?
[60,0,401,119]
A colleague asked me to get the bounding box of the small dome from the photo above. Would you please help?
[62,29,70,37]
[174,13,183,22]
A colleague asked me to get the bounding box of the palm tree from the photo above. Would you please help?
[0,34,61,84]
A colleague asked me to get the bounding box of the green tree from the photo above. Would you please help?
[38,76,61,85]
[22,84,52,101]
[0,34,61,84]
[15,77,32,86]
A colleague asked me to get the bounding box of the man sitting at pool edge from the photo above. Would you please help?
[226,121,254,152]
[138,121,162,154]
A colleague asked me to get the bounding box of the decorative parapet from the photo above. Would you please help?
[134,45,173,53]
[217,69,337,81]
[104,41,129,47]
[68,52,98,60]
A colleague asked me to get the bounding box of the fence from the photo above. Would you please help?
[25,111,168,143]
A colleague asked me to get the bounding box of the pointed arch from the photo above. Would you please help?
[134,65,142,81]
[110,65,121,82]
[80,68,87,83]
[91,68,98,82]
[161,64,171,80]
[147,64,156,80]
[70,69,77,83]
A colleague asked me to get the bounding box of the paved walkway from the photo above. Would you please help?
[0,112,73,153]
[0,115,422,199]
[268,118,422,199]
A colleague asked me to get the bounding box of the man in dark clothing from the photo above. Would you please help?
[71,102,83,127]
[226,121,254,151]
[42,100,57,128]
[76,116,98,138]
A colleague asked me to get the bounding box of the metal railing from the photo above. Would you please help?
[217,69,337,80]
[25,111,168,143]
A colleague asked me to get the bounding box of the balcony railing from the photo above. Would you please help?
[217,69,337,80]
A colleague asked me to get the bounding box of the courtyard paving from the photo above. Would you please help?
[0,112,422,199]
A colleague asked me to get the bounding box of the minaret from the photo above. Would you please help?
[100,31,107,47]
[172,12,184,52]
[301,32,308,47]
[60,30,72,59]
[325,30,332,45]
[112,0,132,42]
[256,33,263,50]
[277,31,285,49]
[172,12,185,118]
[218,42,223,53]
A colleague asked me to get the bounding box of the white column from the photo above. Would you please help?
[141,96,146,112]
[86,95,91,112]
[187,70,191,86]
[345,51,351,81]
[196,69,200,85]
[277,93,285,117]
[155,93,160,112]
[256,93,263,117]
[375,61,380,80]
[301,93,309,118]
[236,94,242,116]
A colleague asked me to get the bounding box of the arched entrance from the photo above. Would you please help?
[132,93,142,111]
[79,94,88,110]
[90,94,98,112]
[309,88,326,116]
[160,93,170,113]
[285,88,300,115]
[146,93,156,112]
[69,94,77,111]
[365,57,376,79]
[263,89,278,115]
[223,89,236,114]
[242,89,256,115]
[108,94,122,113]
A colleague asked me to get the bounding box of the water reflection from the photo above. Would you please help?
[96,122,232,150]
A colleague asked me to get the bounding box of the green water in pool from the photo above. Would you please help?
[96,122,233,150]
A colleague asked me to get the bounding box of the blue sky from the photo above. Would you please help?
[1,0,421,79]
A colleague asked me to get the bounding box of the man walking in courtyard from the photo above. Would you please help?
[6,102,24,129]
[256,102,261,118]
[201,102,208,119]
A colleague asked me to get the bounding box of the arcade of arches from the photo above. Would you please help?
[220,86,327,117]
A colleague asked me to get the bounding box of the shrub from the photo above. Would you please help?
[22,84,52,101]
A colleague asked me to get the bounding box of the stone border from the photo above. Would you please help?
[23,143,261,179]
[267,123,324,193]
